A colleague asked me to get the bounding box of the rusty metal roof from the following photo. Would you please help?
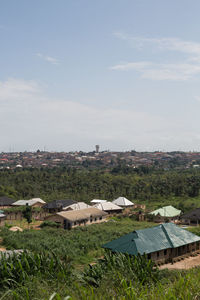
[102,223,200,255]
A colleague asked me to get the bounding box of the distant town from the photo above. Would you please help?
[1,147,200,169]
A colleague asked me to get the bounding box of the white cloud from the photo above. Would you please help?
[0,77,175,151]
[111,62,200,81]
[114,32,200,56]
[1,78,200,151]
[0,78,40,100]
[36,53,60,65]
[112,32,200,81]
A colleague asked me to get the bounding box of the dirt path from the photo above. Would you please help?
[160,254,200,270]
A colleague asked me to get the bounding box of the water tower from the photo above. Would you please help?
[95,145,100,153]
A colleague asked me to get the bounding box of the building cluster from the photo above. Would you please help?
[0,196,137,228]
[0,150,200,169]
[1,195,200,266]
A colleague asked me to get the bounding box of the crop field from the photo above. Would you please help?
[1,218,155,264]
[1,219,200,299]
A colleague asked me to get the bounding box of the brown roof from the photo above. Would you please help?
[57,207,107,222]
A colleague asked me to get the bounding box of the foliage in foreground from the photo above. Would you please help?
[3,251,200,300]
[0,251,72,290]
[80,251,159,287]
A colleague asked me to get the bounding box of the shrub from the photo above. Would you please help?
[40,221,61,228]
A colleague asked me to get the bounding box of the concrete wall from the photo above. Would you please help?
[45,214,107,229]
[181,218,200,225]
[105,210,122,215]
[5,211,49,221]
[148,241,200,263]
[0,218,5,227]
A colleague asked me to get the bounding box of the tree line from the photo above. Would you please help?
[0,166,199,206]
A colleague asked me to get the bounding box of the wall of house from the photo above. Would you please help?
[71,215,106,228]
[105,210,122,215]
[148,241,200,263]
[0,218,5,226]
[32,202,45,208]
[181,218,200,225]
[5,211,49,221]
[0,206,14,209]
[5,211,23,221]
[134,204,146,210]
[45,214,107,229]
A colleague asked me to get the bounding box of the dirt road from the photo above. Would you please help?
[160,254,200,270]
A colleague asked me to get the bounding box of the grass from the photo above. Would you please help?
[0,218,155,264]
[4,219,42,230]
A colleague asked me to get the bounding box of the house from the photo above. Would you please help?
[43,199,77,213]
[44,207,107,229]
[0,197,15,209]
[112,197,134,207]
[63,202,91,211]
[102,223,200,263]
[94,201,123,214]
[180,208,200,225]
[0,212,6,226]
[90,199,107,204]
[12,198,46,208]
[149,205,181,222]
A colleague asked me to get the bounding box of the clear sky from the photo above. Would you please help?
[1,0,200,152]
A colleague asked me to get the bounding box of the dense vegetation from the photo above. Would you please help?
[1,218,154,264]
[2,166,200,298]
[1,220,200,299]
[1,166,200,211]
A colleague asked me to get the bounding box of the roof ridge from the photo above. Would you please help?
[161,224,174,248]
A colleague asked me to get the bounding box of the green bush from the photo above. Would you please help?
[40,220,61,228]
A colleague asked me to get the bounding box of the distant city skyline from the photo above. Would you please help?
[1,1,200,152]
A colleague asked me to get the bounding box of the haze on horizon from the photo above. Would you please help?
[1,0,200,153]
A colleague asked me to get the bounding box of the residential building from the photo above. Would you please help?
[0,197,15,209]
[94,201,123,214]
[102,223,200,263]
[12,198,46,208]
[45,207,107,229]
[181,208,200,225]
[149,205,181,222]
[63,202,91,211]
[43,199,77,213]
[112,197,134,207]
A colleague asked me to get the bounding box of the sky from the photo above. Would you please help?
[1,0,200,152]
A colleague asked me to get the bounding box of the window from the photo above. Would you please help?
[157,252,159,258]
[99,216,102,220]
[164,249,167,256]
[147,254,151,260]
[95,218,97,221]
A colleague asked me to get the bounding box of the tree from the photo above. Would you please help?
[23,204,32,225]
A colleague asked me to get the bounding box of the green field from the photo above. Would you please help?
[1,218,155,264]
[1,219,200,299]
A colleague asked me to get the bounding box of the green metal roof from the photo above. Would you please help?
[102,223,200,255]
[149,205,181,217]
